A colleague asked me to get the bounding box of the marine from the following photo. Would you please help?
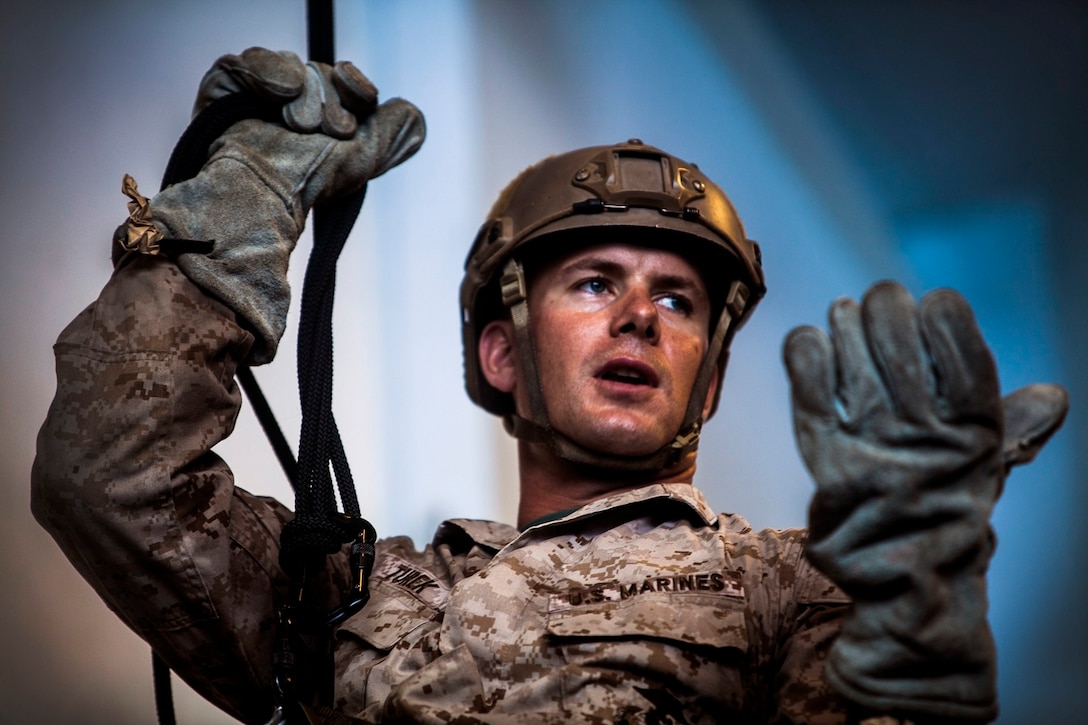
[31,47,1068,724]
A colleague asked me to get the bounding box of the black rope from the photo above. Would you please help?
[307,0,335,65]
[275,0,368,579]
[152,651,177,725]
[279,184,367,578]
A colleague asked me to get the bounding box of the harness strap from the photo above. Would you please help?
[500,257,550,427]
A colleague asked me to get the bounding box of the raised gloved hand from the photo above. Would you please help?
[783,281,1067,721]
[135,50,424,364]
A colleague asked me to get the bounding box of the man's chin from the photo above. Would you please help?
[559,416,677,459]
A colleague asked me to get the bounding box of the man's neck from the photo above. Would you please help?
[515,440,697,529]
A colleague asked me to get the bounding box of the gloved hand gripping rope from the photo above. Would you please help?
[126,45,424,725]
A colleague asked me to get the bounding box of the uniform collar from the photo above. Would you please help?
[433,518,520,553]
[522,483,719,533]
[432,484,722,554]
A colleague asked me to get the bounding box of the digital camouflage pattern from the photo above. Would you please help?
[33,255,869,723]
[341,491,853,724]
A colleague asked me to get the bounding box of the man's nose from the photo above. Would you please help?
[610,287,659,342]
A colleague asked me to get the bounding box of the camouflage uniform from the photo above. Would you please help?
[33,255,854,723]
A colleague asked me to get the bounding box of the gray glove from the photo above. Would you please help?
[783,281,1067,721]
[146,52,424,364]
[193,46,377,138]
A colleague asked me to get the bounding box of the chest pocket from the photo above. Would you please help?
[335,579,438,650]
[546,591,748,651]
[546,592,750,717]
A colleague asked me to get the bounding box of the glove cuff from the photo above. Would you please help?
[151,156,302,365]
[825,590,998,723]
[826,655,997,722]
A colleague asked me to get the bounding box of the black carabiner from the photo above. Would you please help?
[325,516,378,630]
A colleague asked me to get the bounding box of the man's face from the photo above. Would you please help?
[523,241,713,457]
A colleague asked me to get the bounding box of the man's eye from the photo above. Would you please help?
[657,294,692,314]
[578,278,610,295]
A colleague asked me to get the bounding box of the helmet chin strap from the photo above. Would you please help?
[499,257,748,476]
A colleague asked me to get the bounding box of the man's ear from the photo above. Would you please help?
[478,319,518,394]
[700,361,721,421]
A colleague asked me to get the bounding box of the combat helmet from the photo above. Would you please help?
[460,139,766,473]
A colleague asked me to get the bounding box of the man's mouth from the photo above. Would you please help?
[596,359,659,387]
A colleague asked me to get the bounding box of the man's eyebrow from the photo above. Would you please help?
[557,256,625,277]
[558,256,706,294]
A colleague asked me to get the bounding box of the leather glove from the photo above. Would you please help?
[193,46,377,138]
[145,53,424,364]
[783,281,1067,722]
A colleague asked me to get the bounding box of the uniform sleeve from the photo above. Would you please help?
[767,530,933,725]
[743,527,853,724]
[771,555,854,722]
[30,253,347,724]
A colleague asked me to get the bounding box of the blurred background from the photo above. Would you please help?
[1,1,1083,722]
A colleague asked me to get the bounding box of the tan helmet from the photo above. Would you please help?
[460,139,766,472]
